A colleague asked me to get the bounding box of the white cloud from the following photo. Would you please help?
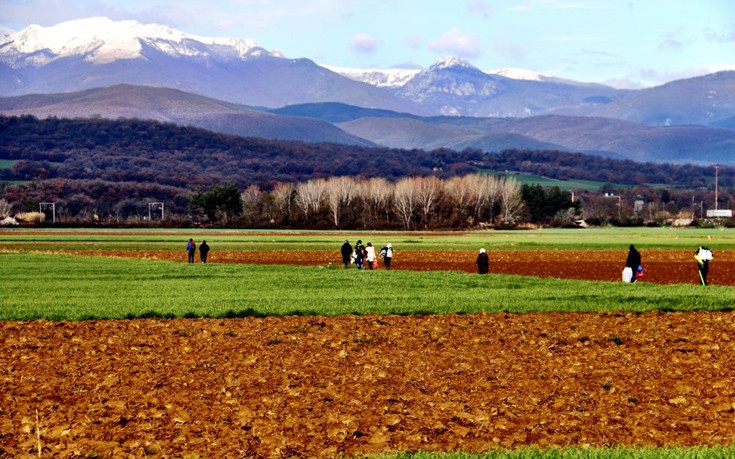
[428,27,480,59]
[350,33,381,54]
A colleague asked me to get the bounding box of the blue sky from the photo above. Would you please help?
[1,0,734,88]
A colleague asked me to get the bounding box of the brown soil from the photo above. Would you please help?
[3,312,735,458]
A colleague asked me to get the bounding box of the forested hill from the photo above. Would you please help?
[0,116,728,203]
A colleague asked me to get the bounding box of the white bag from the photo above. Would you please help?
[622,267,633,283]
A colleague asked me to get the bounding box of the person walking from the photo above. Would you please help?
[354,240,366,270]
[186,238,196,264]
[694,246,714,286]
[625,244,642,283]
[380,242,394,270]
[366,242,377,270]
[199,240,210,264]
[341,240,353,269]
[476,248,490,274]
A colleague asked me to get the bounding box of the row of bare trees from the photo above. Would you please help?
[239,174,524,229]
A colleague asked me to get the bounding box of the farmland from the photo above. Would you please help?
[2,228,735,458]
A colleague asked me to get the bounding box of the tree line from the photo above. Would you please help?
[187,174,532,230]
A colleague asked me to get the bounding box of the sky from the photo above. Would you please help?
[1,0,735,88]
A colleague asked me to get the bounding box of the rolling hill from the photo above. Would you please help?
[338,114,735,164]
[0,85,374,146]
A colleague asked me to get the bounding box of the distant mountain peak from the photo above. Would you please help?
[0,17,269,68]
[431,56,477,70]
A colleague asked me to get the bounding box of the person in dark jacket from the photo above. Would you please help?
[340,240,353,269]
[625,244,642,283]
[186,238,196,264]
[354,240,366,269]
[199,240,210,263]
[476,248,490,274]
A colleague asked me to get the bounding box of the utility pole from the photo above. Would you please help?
[148,202,164,221]
[39,202,56,223]
[691,195,695,219]
[715,165,719,211]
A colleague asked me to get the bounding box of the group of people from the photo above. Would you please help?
[185,236,715,285]
[340,240,394,270]
[624,244,714,286]
[186,238,210,263]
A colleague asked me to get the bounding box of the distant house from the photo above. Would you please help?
[706,209,733,218]
[633,195,645,214]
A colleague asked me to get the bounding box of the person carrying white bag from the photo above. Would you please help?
[623,244,642,283]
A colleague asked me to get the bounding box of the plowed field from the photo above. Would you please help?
[3,312,735,458]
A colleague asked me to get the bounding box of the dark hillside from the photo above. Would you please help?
[1,116,730,218]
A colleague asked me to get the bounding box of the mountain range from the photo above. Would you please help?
[2,17,735,164]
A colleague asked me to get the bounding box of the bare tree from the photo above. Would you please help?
[443,176,476,225]
[0,199,12,218]
[241,184,264,226]
[295,178,326,220]
[363,177,393,223]
[500,177,524,224]
[393,177,418,229]
[269,182,295,223]
[414,176,442,228]
[466,174,501,224]
[325,176,356,227]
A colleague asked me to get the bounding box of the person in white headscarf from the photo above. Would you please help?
[476,248,489,274]
[694,246,713,286]
[380,242,394,270]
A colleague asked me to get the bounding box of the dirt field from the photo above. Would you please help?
[3,312,735,458]
[3,247,735,457]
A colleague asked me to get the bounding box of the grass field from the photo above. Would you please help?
[0,159,16,169]
[483,170,672,192]
[1,251,734,320]
[1,226,734,251]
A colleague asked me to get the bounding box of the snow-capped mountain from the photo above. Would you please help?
[328,61,587,89]
[323,65,419,88]
[0,18,426,113]
[2,17,735,128]
[0,17,272,68]
[488,67,550,81]
[397,57,501,115]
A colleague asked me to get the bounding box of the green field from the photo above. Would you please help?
[1,250,735,321]
[0,159,15,169]
[1,227,734,321]
[484,170,673,192]
[486,170,610,191]
[1,226,734,251]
